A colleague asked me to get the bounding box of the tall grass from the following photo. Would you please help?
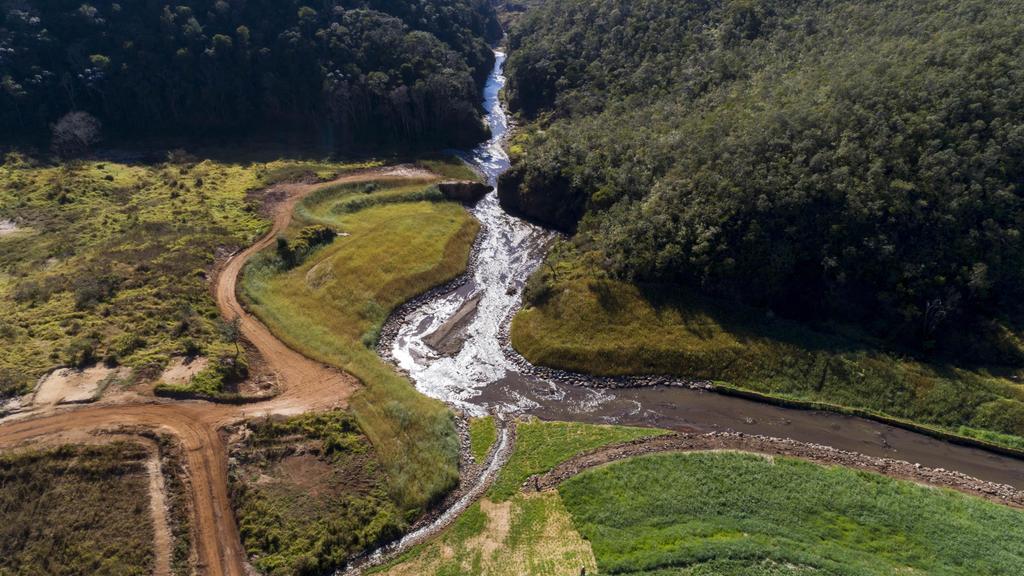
[559,452,1024,575]
[0,443,157,575]
[241,182,479,510]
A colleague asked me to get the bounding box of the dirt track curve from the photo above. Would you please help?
[0,166,435,576]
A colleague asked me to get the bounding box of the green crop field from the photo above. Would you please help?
[559,451,1024,575]
[240,176,479,511]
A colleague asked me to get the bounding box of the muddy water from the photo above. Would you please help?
[388,51,1024,488]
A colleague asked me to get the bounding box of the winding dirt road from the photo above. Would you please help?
[0,166,434,576]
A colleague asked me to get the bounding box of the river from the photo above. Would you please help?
[387,51,1024,489]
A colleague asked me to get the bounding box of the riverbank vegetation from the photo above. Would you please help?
[240,175,478,512]
[488,419,669,501]
[513,254,1024,450]
[561,451,1024,575]
[230,411,404,575]
[1,0,500,151]
[0,442,157,575]
[379,420,1024,576]
[469,416,497,462]
[373,419,664,576]
[502,0,1024,363]
[504,0,1024,452]
[0,153,370,400]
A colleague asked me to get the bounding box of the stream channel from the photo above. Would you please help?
[387,51,1024,489]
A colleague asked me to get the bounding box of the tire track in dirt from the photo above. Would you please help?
[0,166,436,576]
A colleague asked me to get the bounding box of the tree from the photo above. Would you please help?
[218,315,242,358]
[51,111,102,158]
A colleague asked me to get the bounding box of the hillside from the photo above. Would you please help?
[501,0,1024,359]
[0,0,501,150]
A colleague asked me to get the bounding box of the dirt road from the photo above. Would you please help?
[0,166,434,576]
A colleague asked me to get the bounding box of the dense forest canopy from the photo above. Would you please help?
[0,0,501,149]
[502,0,1024,359]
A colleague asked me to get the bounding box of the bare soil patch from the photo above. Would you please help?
[0,219,17,236]
[33,365,127,405]
[159,356,209,386]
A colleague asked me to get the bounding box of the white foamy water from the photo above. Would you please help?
[390,51,555,415]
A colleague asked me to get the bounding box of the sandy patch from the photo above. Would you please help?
[0,219,16,236]
[159,356,208,385]
[271,453,334,497]
[34,365,127,405]
[381,493,596,576]
[465,498,512,561]
[146,450,173,576]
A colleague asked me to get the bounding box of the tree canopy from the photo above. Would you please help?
[502,0,1024,360]
[0,0,501,149]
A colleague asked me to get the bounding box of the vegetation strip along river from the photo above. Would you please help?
[387,50,1024,489]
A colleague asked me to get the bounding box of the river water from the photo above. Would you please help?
[388,51,1024,488]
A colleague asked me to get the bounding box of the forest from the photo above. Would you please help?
[501,0,1024,360]
[0,0,501,150]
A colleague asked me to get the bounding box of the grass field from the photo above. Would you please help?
[469,416,497,463]
[230,411,404,575]
[240,175,479,511]
[415,156,483,183]
[489,419,670,501]
[512,256,1024,451]
[0,442,157,575]
[559,451,1024,575]
[0,152,372,398]
[375,420,663,576]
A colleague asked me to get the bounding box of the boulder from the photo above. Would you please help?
[438,180,493,205]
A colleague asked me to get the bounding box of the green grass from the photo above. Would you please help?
[512,256,1024,452]
[469,416,497,463]
[559,451,1024,575]
[415,156,483,182]
[0,152,368,398]
[0,443,157,575]
[371,492,597,576]
[259,160,383,186]
[373,419,669,576]
[231,411,404,576]
[488,420,670,501]
[240,178,479,511]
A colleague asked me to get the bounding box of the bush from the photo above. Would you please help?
[65,337,99,368]
[50,112,102,158]
[972,399,1024,437]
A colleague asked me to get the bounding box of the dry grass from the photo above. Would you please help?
[0,442,156,575]
[374,493,596,576]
